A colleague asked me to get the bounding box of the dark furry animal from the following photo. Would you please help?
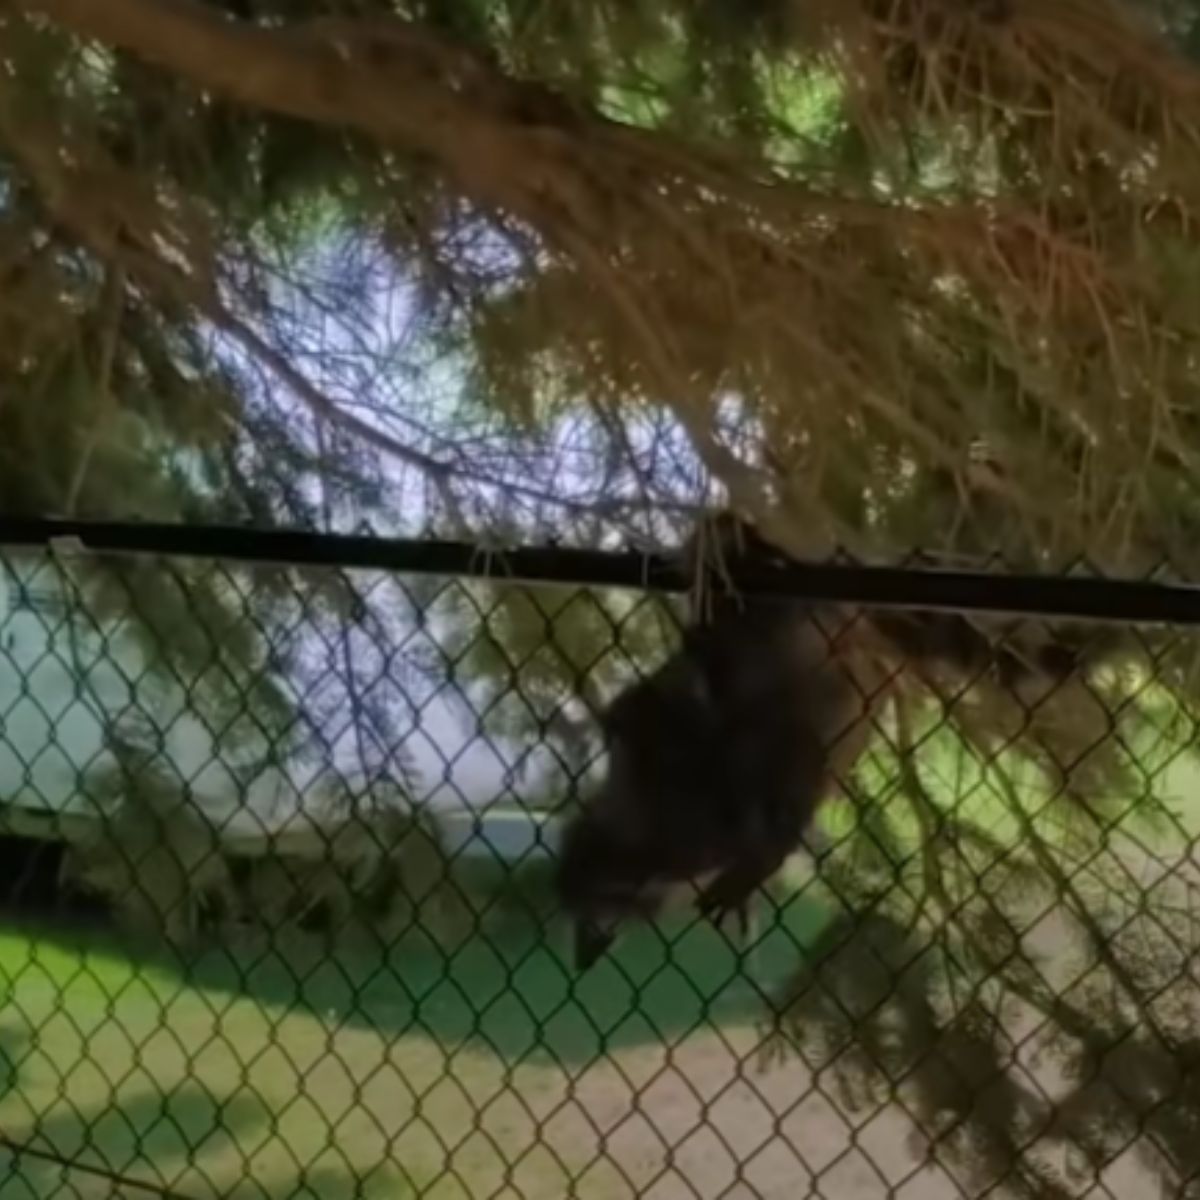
[559,598,857,969]
[555,512,1109,971]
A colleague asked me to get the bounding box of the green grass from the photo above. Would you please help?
[0,888,833,1200]
[2,721,1196,1199]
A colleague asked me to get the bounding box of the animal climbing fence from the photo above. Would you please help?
[0,517,1195,1200]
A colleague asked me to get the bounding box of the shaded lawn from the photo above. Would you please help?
[0,887,832,1199]
[0,729,1195,1198]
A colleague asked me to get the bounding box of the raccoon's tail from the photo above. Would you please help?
[684,510,1122,688]
[868,608,1118,690]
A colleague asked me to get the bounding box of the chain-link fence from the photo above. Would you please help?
[0,526,1197,1200]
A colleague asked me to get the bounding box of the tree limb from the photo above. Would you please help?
[19,0,615,221]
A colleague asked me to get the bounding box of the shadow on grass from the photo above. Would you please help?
[198,891,831,1064]
[0,1020,271,1198]
[0,1020,417,1199]
[0,893,833,1199]
[0,878,834,1068]
[7,906,1200,1200]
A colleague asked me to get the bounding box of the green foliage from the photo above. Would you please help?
[765,687,1200,1197]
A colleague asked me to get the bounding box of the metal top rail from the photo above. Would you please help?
[0,515,1197,626]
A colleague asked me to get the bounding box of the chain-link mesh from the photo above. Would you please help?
[0,540,1195,1200]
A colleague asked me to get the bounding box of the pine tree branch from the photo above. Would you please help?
[17,0,802,535]
[0,67,658,525]
[19,0,616,216]
[27,0,1200,570]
